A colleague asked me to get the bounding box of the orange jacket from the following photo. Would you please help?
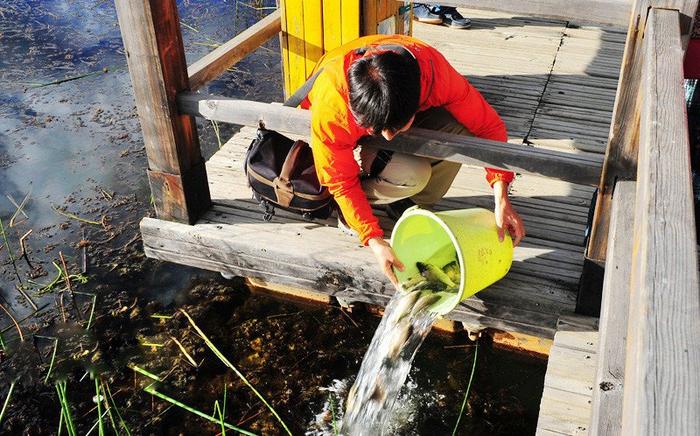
[301,34,514,245]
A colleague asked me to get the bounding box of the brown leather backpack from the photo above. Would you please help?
[244,127,333,221]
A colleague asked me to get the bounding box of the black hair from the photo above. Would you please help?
[347,50,421,134]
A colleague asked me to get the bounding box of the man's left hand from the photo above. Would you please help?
[493,181,526,246]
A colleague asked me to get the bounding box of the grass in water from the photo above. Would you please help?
[94,377,104,436]
[329,392,339,436]
[34,336,59,383]
[180,309,293,435]
[74,291,97,330]
[130,365,162,382]
[213,400,226,436]
[56,381,78,436]
[0,381,15,429]
[103,381,131,436]
[142,383,257,436]
[51,205,103,226]
[452,343,479,436]
[0,218,15,262]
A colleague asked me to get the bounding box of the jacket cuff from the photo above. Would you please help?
[485,167,515,187]
[361,228,385,246]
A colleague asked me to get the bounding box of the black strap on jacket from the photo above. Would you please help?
[284,68,324,108]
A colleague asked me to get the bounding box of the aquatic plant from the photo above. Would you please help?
[56,380,77,436]
[103,381,131,436]
[0,218,15,262]
[94,377,104,436]
[329,393,339,436]
[143,383,257,436]
[0,382,15,429]
[180,309,293,435]
[452,343,479,436]
[33,335,59,383]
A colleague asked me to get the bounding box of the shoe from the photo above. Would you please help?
[337,214,359,238]
[385,198,417,221]
[413,4,443,24]
[441,7,471,29]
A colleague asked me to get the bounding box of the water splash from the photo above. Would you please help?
[340,290,438,435]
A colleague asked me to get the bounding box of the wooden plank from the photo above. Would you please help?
[279,0,292,97]
[341,0,361,44]
[361,0,377,35]
[361,128,603,186]
[178,94,603,185]
[585,1,648,266]
[187,10,282,91]
[622,8,700,435]
[141,217,569,339]
[554,330,598,353]
[586,0,697,267]
[114,0,210,224]
[323,0,343,52]
[284,0,307,92]
[537,331,599,435]
[545,346,597,396]
[303,0,323,75]
[537,389,593,435]
[435,1,633,26]
[589,181,635,435]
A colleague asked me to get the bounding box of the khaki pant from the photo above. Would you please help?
[357,107,472,206]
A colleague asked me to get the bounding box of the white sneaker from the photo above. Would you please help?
[337,215,359,238]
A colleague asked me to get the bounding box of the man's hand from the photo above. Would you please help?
[493,181,526,246]
[368,237,405,288]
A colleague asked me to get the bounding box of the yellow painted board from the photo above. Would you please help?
[362,0,378,35]
[285,0,307,93]
[323,0,343,52]
[302,0,324,75]
[341,0,360,44]
[279,0,292,97]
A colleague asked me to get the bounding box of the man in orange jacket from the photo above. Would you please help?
[301,34,526,287]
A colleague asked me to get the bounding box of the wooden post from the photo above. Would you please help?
[577,0,698,315]
[589,181,635,436]
[622,8,700,434]
[114,0,210,224]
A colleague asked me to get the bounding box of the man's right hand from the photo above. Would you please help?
[368,237,405,289]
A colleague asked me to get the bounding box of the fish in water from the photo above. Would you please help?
[386,319,414,359]
[442,260,460,283]
[416,261,457,290]
[410,292,441,318]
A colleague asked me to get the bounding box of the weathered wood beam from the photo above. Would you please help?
[578,0,697,315]
[622,8,700,435]
[437,0,633,26]
[589,181,635,436]
[115,0,210,224]
[188,10,282,91]
[178,92,603,185]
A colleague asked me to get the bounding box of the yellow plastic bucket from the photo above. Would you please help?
[389,207,513,315]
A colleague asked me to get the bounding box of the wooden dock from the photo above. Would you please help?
[536,323,598,435]
[142,9,623,338]
[117,1,700,434]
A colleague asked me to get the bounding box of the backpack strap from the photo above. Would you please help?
[284,69,324,108]
[272,140,306,207]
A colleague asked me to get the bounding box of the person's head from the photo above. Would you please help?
[347,50,421,141]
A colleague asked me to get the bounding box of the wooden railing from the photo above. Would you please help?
[590,5,700,435]
[178,92,603,185]
[188,10,282,91]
